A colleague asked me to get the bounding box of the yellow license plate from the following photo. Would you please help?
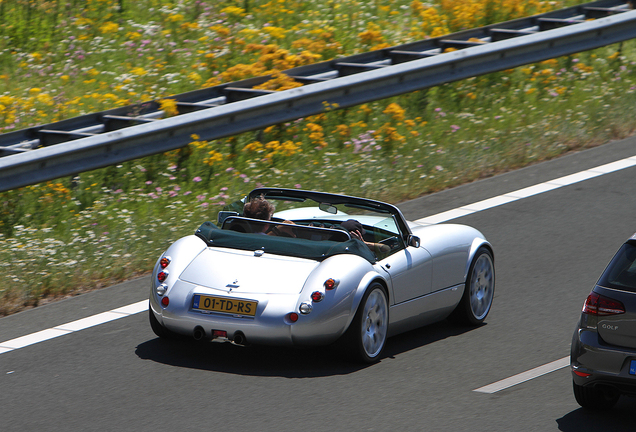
[192,294,257,316]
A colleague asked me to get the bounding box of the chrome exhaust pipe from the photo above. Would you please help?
[193,326,205,341]
[232,332,246,346]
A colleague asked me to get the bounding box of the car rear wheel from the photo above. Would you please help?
[343,283,388,363]
[451,247,495,325]
[149,308,177,339]
[573,381,620,410]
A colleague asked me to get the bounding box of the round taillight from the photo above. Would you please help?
[160,256,171,269]
[324,278,337,290]
[157,270,168,283]
[161,296,169,307]
[288,312,299,322]
[311,291,324,302]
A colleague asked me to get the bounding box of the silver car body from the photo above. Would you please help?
[149,188,493,349]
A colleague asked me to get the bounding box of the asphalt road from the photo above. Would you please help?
[2,136,636,431]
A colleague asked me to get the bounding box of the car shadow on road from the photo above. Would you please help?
[556,398,636,431]
[135,319,479,378]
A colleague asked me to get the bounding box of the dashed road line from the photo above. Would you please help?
[416,156,636,225]
[0,300,148,355]
[473,357,570,394]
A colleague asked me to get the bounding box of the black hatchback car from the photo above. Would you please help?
[571,233,636,409]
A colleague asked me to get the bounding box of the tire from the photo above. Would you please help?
[149,308,176,339]
[451,247,495,326]
[573,381,620,410]
[342,283,389,363]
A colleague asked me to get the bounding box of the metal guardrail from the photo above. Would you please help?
[0,0,634,192]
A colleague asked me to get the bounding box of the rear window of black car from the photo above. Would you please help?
[598,242,636,293]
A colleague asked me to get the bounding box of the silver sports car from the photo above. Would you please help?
[149,188,495,362]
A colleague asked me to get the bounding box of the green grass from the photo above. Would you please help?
[0,0,635,315]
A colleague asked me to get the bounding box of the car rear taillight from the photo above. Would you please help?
[311,291,324,302]
[161,296,169,307]
[160,256,171,269]
[582,292,625,316]
[324,278,338,290]
[157,270,169,283]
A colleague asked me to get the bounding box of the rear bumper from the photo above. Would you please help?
[149,284,352,347]
[571,327,636,395]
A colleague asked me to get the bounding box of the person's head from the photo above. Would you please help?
[340,219,365,235]
[243,195,275,221]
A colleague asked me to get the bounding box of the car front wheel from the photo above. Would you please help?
[451,247,495,325]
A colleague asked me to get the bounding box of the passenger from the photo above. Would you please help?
[340,219,390,254]
[243,194,275,221]
[243,195,295,237]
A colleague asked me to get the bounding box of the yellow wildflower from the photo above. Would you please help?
[383,103,405,121]
[99,21,119,34]
[221,6,246,17]
[131,67,147,76]
[159,99,178,117]
[205,150,224,166]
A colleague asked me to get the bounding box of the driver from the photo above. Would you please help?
[340,219,390,254]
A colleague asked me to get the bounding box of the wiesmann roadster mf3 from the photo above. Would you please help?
[149,188,495,362]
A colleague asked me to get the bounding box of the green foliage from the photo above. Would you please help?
[0,0,635,315]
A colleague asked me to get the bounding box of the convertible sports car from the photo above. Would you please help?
[149,188,495,362]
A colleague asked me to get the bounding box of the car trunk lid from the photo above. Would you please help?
[179,247,319,295]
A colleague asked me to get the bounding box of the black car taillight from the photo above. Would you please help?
[582,292,625,316]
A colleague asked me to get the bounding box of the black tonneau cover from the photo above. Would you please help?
[195,221,376,263]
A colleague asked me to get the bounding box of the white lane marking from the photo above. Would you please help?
[415,155,636,224]
[473,357,570,394]
[0,300,148,354]
[2,153,636,358]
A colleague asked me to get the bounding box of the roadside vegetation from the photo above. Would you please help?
[0,0,635,315]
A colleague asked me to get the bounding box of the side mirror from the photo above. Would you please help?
[218,211,239,225]
[407,235,421,248]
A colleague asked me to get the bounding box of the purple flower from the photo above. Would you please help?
[193,176,202,182]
